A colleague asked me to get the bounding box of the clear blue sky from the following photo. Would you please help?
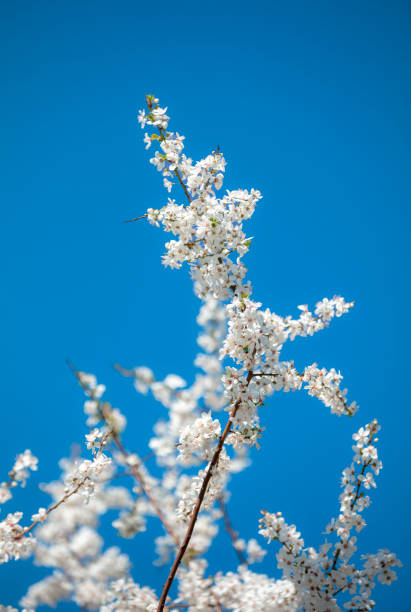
[1,1,410,609]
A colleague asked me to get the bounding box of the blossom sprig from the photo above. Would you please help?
[287,298,355,340]
[303,364,359,417]
[259,422,401,611]
[326,420,385,568]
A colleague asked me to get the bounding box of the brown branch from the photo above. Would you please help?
[156,367,255,611]
[218,497,247,565]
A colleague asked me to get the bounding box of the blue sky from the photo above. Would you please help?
[1,1,410,609]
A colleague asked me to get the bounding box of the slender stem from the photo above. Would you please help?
[218,497,247,565]
[173,165,192,203]
[113,363,136,377]
[15,480,84,539]
[156,367,254,611]
[124,213,148,223]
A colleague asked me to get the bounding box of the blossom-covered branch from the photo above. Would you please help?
[135,95,362,610]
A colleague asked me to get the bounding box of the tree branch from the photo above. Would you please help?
[156,367,254,611]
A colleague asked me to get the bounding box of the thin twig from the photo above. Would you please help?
[218,497,246,565]
[172,166,192,203]
[113,363,135,377]
[15,480,84,539]
[123,214,148,224]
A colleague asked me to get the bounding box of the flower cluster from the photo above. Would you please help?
[77,370,126,433]
[303,364,358,417]
[0,512,35,565]
[177,412,221,466]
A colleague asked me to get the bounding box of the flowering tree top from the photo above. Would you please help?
[0,95,400,612]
